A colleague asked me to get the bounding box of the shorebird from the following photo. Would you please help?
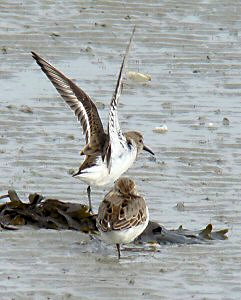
[31,27,154,212]
[96,177,149,259]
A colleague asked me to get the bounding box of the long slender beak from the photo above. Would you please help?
[143,145,155,155]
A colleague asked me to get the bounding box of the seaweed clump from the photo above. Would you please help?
[0,190,228,244]
[0,190,97,233]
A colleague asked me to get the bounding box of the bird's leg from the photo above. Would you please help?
[87,186,93,213]
[116,243,121,259]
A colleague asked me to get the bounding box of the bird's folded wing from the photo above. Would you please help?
[97,194,147,232]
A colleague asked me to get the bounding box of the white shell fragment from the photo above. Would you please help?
[127,71,151,82]
[153,124,168,133]
[207,122,218,130]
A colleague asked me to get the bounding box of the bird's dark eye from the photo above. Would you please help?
[139,139,143,143]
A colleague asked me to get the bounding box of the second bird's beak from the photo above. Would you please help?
[143,145,155,155]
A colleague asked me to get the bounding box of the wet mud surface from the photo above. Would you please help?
[1,0,241,299]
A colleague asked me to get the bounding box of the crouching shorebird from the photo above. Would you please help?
[31,27,154,212]
[97,177,149,259]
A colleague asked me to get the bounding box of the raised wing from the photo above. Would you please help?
[31,51,105,149]
[107,27,136,166]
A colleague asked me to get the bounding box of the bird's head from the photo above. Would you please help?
[124,131,154,156]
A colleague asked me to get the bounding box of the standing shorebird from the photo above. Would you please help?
[31,27,154,212]
[97,177,149,259]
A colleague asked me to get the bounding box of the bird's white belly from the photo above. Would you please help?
[100,210,149,244]
[75,149,137,187]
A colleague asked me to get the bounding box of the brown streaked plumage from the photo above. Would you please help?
[31,51,108,158]
[31,27,154,213]
[97,177,149,259]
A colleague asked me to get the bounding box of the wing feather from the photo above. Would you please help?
[107,27,136,166]
[31,51,105,147]
[97,193,147,232]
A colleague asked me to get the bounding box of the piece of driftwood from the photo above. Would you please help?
[0,190,228,244]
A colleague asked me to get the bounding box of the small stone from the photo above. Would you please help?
[80,46,92,53]
[94,22,106,27]
[19,105,33,114]
[176,202,185,211]
[148,156,156,162]
[2,47,7,54]
[6,104,16,110]
[50,33,60,38]
[162,102,172,110]
[128,279,135,285]
[159,268,166,273]
[68,168,78,175]
[222,117,230,126]
[95,101,105,110]
[198,116,206,126]
[67,134,75,140]
[214,109,221,114]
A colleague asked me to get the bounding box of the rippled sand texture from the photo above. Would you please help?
[1,1,241,299]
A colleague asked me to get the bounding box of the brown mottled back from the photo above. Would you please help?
[97,177,147,232]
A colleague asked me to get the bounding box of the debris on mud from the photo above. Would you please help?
[127,71,151,82]
[0,190,97,233]
[153,124,168,134]
[0,190,228,244]
[136,221,228,245]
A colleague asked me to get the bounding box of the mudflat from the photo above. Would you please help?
[0,1,240,299]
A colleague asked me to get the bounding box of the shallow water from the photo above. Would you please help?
[0,0,241,299]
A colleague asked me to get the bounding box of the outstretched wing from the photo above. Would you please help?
[31,51,105,148]
[107,27,136,166]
